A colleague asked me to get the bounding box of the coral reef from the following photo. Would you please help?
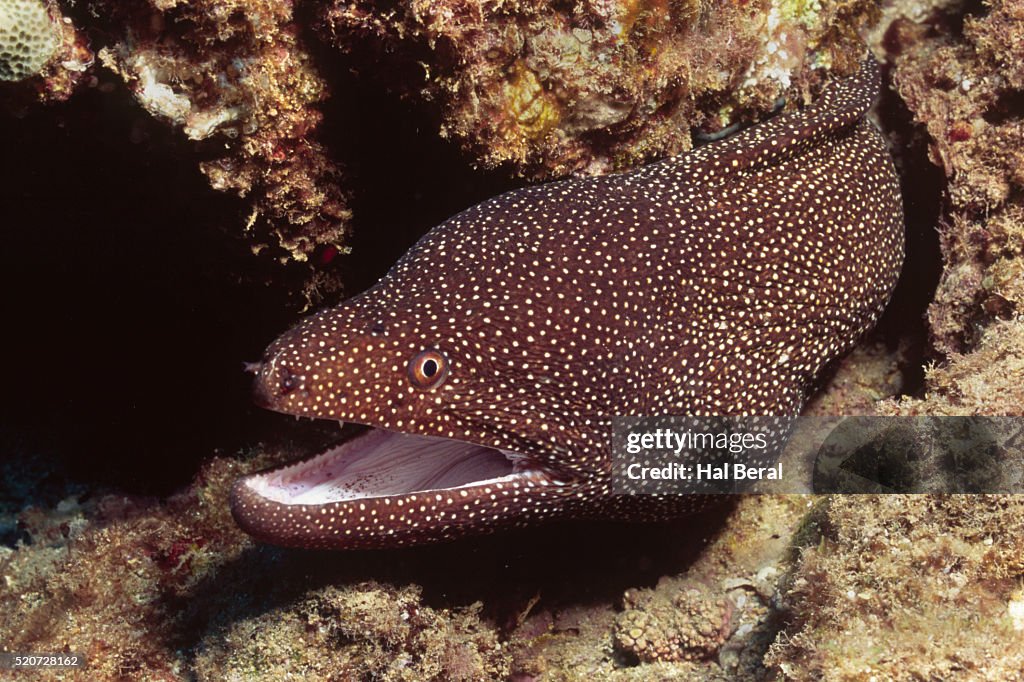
[509,496,808,680]
[319,0,878,178]
[860,0,1024,415]
[0,446,509,681]
[0,455,254,679]
[764,3,1024,676]
[615,585,733,664]
[0,0,885,261]
[3,0,1024,678]
[0,452,806,681]
[93,0,351,262]
[766,495,1024,680]
[884,0,1024,356]
[881,320,1024,415]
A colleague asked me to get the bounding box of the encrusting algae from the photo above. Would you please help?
[319,0,879,178]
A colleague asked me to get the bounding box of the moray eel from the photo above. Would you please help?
[231,56,904,549]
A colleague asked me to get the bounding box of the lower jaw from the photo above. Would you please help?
[229,428,568,549]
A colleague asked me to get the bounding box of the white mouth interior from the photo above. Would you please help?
[247,428,543,505]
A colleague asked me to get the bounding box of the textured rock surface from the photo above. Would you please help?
[1,0,884,265]
[195,583,509,681]
[765,4,1024,679]
[508,496,807,680]
[320,0,879,179]
[881,320,1024,415]
[0,455,253,679]
[93,0,351,263]
[886,0,1024,357]
[859,0,1024,414]
[766,495,1024,681]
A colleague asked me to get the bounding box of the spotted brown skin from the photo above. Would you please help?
[231,57,904,549]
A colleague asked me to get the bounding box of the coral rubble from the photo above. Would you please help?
[0,456,253,679]
[195,583,509,681]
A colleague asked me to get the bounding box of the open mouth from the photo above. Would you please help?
[238,427,558,506]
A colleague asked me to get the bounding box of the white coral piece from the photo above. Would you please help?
[0,0,58,81]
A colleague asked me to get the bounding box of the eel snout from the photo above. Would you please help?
[250,359,302,411]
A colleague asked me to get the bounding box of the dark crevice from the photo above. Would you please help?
[982,89,1024,126]
[873,63,945,398]
[297,13,520,296]
[948,0,989,37]
[0,83,296,496]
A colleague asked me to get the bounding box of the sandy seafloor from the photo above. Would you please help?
[2,0,1024,679]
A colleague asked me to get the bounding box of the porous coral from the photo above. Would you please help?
[615,586,732,663]
[319,0,878,178]
[0,0,91,108]
[0,0,57,81]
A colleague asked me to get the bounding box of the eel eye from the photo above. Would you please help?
[408,349,449,390]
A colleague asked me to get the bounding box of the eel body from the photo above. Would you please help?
[231,57,904,549]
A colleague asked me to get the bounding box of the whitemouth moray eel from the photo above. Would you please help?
[231,56,904,549]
